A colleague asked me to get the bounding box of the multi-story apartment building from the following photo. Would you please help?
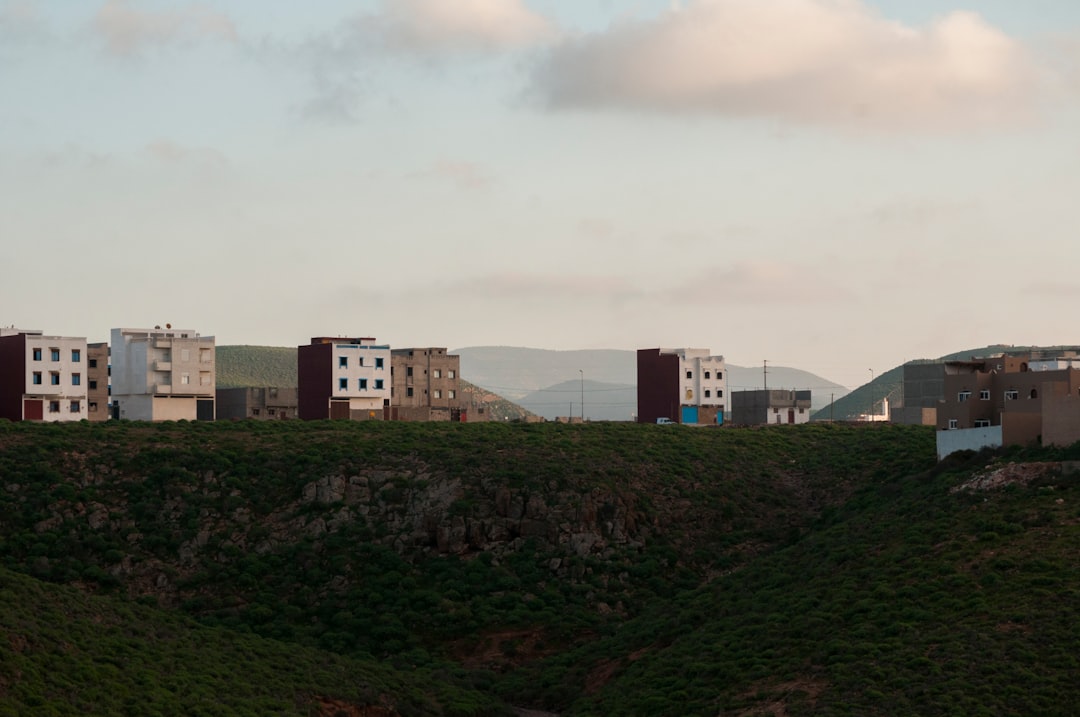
[86,341,110,422]
[216,387,298,420]
[637,347,726,425]
[0,329,89,422]
[731,389,812,425]
[936,352,1080,458]
[110,327,215,421]
[389,347,464,421]
[298,336,391,420]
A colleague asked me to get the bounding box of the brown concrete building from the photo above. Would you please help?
[389,348,465,421]
[890,362,945,426]
[86,341,109,422]
[936,352,1080,458]
[217,387,298,420]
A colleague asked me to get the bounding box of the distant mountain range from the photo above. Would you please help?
[454,347,848,421]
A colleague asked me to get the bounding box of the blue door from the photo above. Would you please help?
[681,406,699,424]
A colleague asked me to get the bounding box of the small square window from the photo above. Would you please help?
[948,419,958,429]
[975,419,991,428]
[979,390,990,400]
[338,378,348,390]
[339,356,348,368]
[50,348,60,361]
[376,357,384,369]
[359,357,365,367]
[406,387,414,397]
[268,408,276,416]
[448,389,456,399]
[375,379,384,389]
[1005,390,1018,401]
[359,378,368,390]
[89,380,98,390]
[50,372,60,385]
[89,402,98,412]
[70,401,81,413]
[704,389,711,398]
[704,371,711,379]
[449,370,456,379]
[433,369,441,378]
[406,367,413,377]
[48,401,60,413]
[252,408,261,416]
[72,373,81,386]
[958,391,971,403]
[686,370,692,379]
[434,389,442,399]
[71,349,81,362]
[89,358,97,369]
[32,348,42,361]
[718,390,723,398]
[32,372,42,385]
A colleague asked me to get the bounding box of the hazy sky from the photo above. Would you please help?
[3,0,1080,389]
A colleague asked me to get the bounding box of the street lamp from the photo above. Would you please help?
[868,368,874,422]
[579,369,584,422]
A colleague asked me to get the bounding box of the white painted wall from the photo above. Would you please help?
[21,335,88,421]
[330,341,391,406]
[936,425,1003,460]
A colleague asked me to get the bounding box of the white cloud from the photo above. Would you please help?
[94,0,237,56]
[362,0,557,55]
[531,0,1040,130]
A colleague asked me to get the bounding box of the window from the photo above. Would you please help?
[32,372,42,385]
[979,390,990,400]
[449,370,456,379]
[1030,388,1038,399]
[71,373,81,386]
[448,390,456,399]
[1004,390,1018,401]
[686,370,692,379]
[375,379,384,390]
[89,358,97,368]
[717,372,722,380]
[50,372,60,385]
[406,367,413,377]
[89,402,98,412]
[49,401,60,413]
[359,357,365,367]
[975,419,991,428]
[70,401,80,413]
[32,348,42,361]
[433,369,442,378]
[339,356,348,368]
[89,380,97,390]
[704,371,711,379]
[268,408,276,416]
[434,389,442,399]
[375,357,384,369]
[359,378,368,390]
[180,374,190,385]
[406,387,414,397]
[50,348,60,361]
[338,378,348,390]
[71,349,81,362]
[958,391,971,402]
[718,390,723,398]
[948,419,958,429]
[252,408,261,416]
[704,389,711,398]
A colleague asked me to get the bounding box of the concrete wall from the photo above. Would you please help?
[1043,393,1080,447]
[637,349,679,423]
[216,387,298,420]
[390,348,461,411]
[937,425,1003,460]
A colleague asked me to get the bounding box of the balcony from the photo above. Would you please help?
[152,384,173,394]
[152,338,172,349]
[153,360,172,371]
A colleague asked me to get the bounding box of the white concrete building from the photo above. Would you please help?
[110,327,215,421]
[676,348,728,414]
[298,336,392,420]
[0,330,89,422]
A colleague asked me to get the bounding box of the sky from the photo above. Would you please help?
[3,0,1080,389]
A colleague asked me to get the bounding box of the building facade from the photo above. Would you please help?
[110,327,216,421]
[0,330,89,422]
[86,341,110,422]
[216,387,298,420]
[936,353,1080,459]
[637,347,726,424]
[389,347,464,421]
[298,337,391,420]
[731,389,812,425]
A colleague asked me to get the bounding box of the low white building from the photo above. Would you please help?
[110,326,215,421]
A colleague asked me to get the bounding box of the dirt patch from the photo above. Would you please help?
[311,696,398,717]
[950,462,1061,493]
[449,627,560,671]
[736,677,828,716]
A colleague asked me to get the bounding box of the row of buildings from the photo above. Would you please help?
[0,327,474,423]
[634,347,812,426]
[891,349,1080,459]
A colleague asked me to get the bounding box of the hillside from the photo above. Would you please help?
[1,420,1078,714]
[456,346,849,415]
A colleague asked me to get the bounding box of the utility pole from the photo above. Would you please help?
[763,359,768,392]
[579,369,584,423]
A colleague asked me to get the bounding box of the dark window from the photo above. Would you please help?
[72,349,81,362]
[704,371,711,379]
[375,379,384,389]
[72,374,81,386]
[89,380,98,390]
[686,370,692,379]
[89,358,97,368]
[338,378,348,390]
[50,349,60,361]
[70,401,80,413]
[50,373,60,385]
[406,387,414,397]
[32,372,42,385]
[48,401,60,413]
[406,367,413,377]
[359,378,368,390]
[376,357,384,369]
[339,356,348,368]
[32,348,42,361]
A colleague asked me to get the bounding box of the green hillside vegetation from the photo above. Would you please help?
[0,565,500,716]
[1,419,1078,714]
[215,345,298,388]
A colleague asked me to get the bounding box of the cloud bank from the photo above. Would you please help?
[531,0,1038,130]
[94,0,237,56]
